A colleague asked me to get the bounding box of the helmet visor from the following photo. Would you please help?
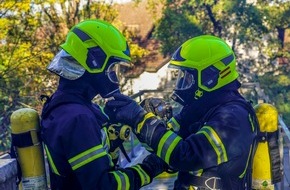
[47,50,85,80]
[174,69,196,90]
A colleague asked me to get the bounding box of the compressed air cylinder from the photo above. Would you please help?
[252,103,282,189]
[10,108,47,190]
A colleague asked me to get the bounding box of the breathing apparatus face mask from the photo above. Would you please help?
[90,58,131,98]
[170,68,199,106]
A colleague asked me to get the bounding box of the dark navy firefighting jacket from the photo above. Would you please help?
[41,80,150,190]
[141,85,257,190]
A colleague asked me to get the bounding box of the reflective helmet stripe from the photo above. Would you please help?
[157,130,182,164]
[197,126,228,164]
[221,54,234,66]
[72,27,91,41]
[130,165,150,186]
[110,171,130,190]
[69,144,106,170]
[44,144,61,175]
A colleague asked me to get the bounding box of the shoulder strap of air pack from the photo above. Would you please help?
[202,99,259,134]
[201,99,259,189]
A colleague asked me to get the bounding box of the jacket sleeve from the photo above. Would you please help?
[62,114,151,190]
[138,105,252,174]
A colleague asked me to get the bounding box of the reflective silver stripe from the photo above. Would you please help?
[101,127,110,152]
[101,127,114,167]
[44,144,60,175]
[197,126,228,164]
[131,165,150,186]
[69,144,107,170]
[157,130,182,163]
[110,171,129,190]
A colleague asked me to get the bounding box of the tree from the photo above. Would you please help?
[0,0,147,153]
[144,0,290,126]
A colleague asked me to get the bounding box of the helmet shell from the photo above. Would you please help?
[61,19,131,74]
[169,35,239,92]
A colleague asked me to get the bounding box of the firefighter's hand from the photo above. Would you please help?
[141,154,169,179]
[140,97,173,121]
[104,93,147,128]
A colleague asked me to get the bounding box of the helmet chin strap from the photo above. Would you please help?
[194,89,203,99]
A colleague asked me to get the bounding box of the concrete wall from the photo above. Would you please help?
[0,154,17,190]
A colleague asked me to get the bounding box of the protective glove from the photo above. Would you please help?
[141,154,169,179]
[140,97,173,121]
[104,93,147,128]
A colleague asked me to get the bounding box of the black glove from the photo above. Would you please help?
[141,154,169,179]
[104,93,147,128]
[140,97,173,121]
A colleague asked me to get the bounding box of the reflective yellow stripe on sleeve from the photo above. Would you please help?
[110,170,130,190]
[167,117,180,131]
[130,164,150,186]
[197,126,228,164]
[44,144,60,175]
[157,130,182,164]
[69,144,107,170]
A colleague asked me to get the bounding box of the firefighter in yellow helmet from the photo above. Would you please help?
[104,35,259,190]
[41,19,168,190]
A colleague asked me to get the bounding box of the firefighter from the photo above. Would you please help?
[40,19,168,190]
[104,35,258,190]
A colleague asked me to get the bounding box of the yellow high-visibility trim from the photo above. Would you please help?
[167,117,180,131]
[131,165,150,186]
[136,112,155,133]
[157,130,182,164]
[197,126,228,164]
[157,131,171,157]
[110,171,130,190]
[69,144,106,170]
[44,144,60,175]
[248,114,255,132]
[239,144,253,178]
[165,135,182,163]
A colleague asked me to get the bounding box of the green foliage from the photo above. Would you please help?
[259,73,290,126]
[0,0,147,153]
[154,7,203,55]
[150,0,290,127]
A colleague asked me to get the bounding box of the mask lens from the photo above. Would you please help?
[175,70,195,90]
[106,61,131,84]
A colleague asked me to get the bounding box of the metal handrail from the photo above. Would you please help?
[278,116,290,190]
